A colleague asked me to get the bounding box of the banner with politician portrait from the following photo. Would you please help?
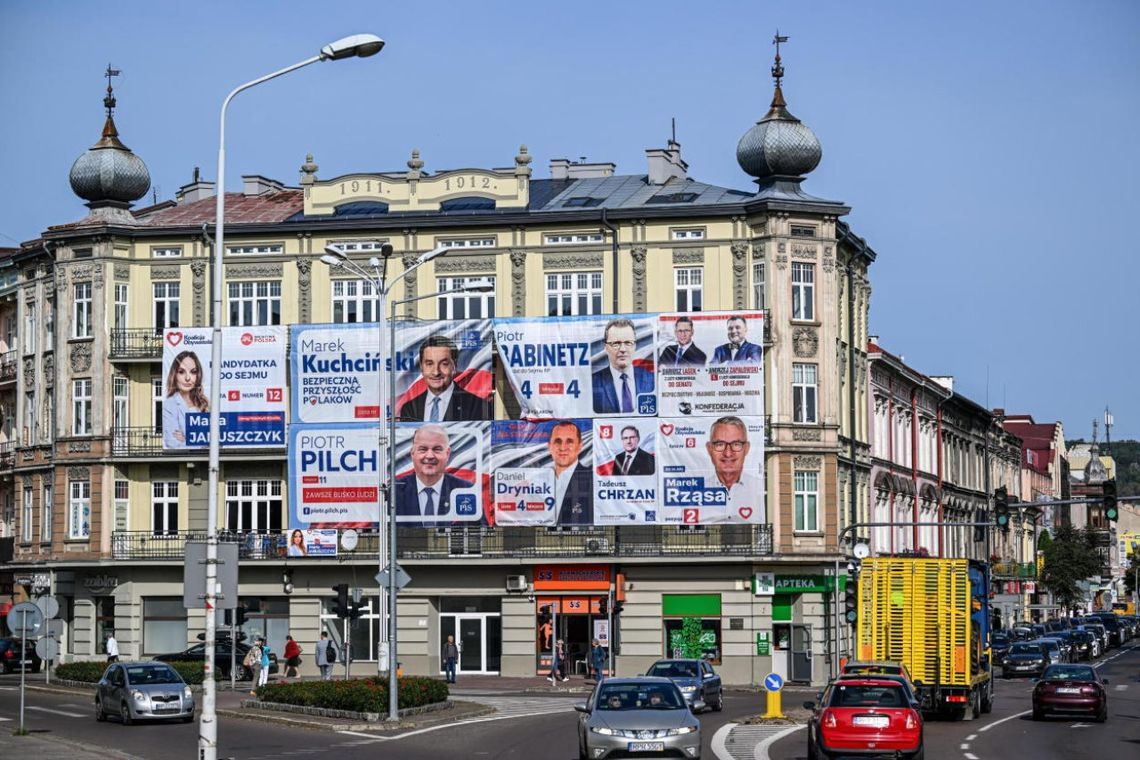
[656,311,764,418]
[495,313,657,419]
[491,420,594,527]
[393,319,493,423]
[591,419,659,525]
[290,323,383,424]
[656,415,766,525]
[392,422,488,526]
[162,326,286,449]
[288,424,382,528]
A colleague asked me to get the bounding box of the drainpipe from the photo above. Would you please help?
[936,404,945,557]
[601,209,619,313]
[847,264,858,536]
[911,389,919,551]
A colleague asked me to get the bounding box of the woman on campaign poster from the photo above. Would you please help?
[163,349,209,448]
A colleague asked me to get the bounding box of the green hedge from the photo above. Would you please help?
[255,676,448,713]
[54,660,218,684]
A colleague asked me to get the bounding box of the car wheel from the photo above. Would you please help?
[908,749,924,760]
[120,701,134,726]
[1095,704,1107,723]
[713,688,724,712]
[95,697,107,722]
[182,713,195,724]
[981,691,993,714]
[1032,705,1044,721]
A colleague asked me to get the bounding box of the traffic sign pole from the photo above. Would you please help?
[19,608,27,732]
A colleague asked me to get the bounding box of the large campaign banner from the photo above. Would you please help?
[161,326,286,449]
[655,311,765,418]
[392,422,488,525]
[289,425,382,528]
[393,319,494,423]
[290,323,383,424]
[591,418,658,525]
[657,416,766,525]
[494,314,657,419]
[492,420,594,526]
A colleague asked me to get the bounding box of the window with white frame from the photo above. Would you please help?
[21,486,33,543]
[151,247,182,258]
[227,280,281,326]
[41,482,52,543]
[674,267,703,312]
[790,225,817,238]
[225,244,283,255]
[152,376,163,434]
[792,363,818,424]
[113,375,129,430]
[153,282,180,332]
[794,470,819,532]
[791,263,815,321]
[671,228,706,240]
[438,276,496,319]
[113,480,130,532]
[73,378,92,435]
[331,279,378,323]
[73,282,92,337]
[42,389,53,442]
[753,262,765,310]
[328,240,387,253]
[544,233,604,245]
[23,301,36,354]
[225,479,283,533]
[546,271,603,316]
[152,481,179,536]
[24,390,36,443]
[68,480,90,540]
[114,283,129,331]
[439,237,496,248]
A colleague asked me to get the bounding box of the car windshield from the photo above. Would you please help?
[1043,666,1096,682]
[992,634,1009,645]
[1038,640,1059,651]
[845,665,900,677]
[829,684,906,708]
[1009,643,1041,655]
[126,665,182,684]
[596,684,684,710]
[647,662,698,678]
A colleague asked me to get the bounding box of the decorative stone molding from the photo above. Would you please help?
[631,246,647,312]
[114,263,130,280]
[792,327,819,358]
[68,466,91,480]
[791,245,817,259]
[542,252,604,270]
[777,242,786,253]
[55,267,67,290]
[44,275,54,298]
[151,265,181,280]
[69,440,92,453]
[23,358,34,385]
[297,258,312,324]
[731,241,748,308]
[22,450,35,462]
[793,455,822,470]
[672,249,704,265]
[509,249,527,316]
[775,254,789,271]
[190,260,207,324]
[43,354,53,385]
[70,342,92,372]
[792,428,822,441]
[226,263,283,279]
[822,247,836,274]
[401,253,419,318]
[25,289,36,305]
[434,255,496,274]
[70,264,93,283]
[93,264,104,288]
[751,242,765,260]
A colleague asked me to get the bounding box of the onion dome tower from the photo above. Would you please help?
[68,65,151,218]
[736,34,822,189]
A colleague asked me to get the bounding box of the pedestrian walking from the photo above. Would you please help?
[549,638,569,683]
[590,638,606,683]
[246,639,263,696]
[258,637,271,687]
[105,632,119,664]
[442,634,459,684]
[283,634,302,679]
[315,632,335,681]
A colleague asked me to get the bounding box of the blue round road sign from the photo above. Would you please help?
[763,672,784,692]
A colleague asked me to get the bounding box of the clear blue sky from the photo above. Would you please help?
[2,1,1137,439]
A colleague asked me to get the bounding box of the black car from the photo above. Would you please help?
[0,638,42,674]
[1002,641,1049,678]
[152,639,278,680]
[991,633,1012,666]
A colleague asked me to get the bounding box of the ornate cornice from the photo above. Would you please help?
[226,262,283,279]
[435,254,496,274]
[793,455,822,470]
[151,265,181,281]
[113,263,130,280]
[542,251,604,270]
[672,249,704,265]
[792,326,819,358]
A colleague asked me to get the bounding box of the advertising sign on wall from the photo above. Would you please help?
[492,420,594,526]
[655,311,764,417]
[393,319,494,423]
[392,422,488,525]
[657,416,766,524]
[162,326,286,449]
[591,418,658,525]
[290,323,383,424]
[288,425,381,528]
[284,528,338,557]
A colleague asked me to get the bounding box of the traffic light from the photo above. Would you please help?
[235,605,248,628]
[994,486,1010,529]
[844,561,859,624]
[1103,479,1118,522]
[598,596,609,616]
[348,601,364,621]
[332,583,349,618]
[612,601,625,616]
[538,604,552,624]
[282,568,294,595]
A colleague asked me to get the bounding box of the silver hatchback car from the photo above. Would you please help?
[575,677,702,759]
[95,662,196,724]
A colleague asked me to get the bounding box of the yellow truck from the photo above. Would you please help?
[855,557,993,719]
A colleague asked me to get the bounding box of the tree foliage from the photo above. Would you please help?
[1040,524,1103,610]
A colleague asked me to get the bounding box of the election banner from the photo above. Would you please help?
[494,314,657,419]
[285,528,338,557]
[290,323,383,424]
[591,419,658,525]
[656,416,765,524]
[289,425,382,528]
[492,420,594,527]
[162,326,286,449]
[656,311,764,417]
[393,318,494,423]
[392,422,488,525]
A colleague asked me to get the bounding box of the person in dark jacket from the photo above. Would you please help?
[442,634,459,684]
[590,639,607,683]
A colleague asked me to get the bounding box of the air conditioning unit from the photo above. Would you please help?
[586,538,611,555]
[505,574,528,592]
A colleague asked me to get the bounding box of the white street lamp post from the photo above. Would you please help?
[202,34,383,760]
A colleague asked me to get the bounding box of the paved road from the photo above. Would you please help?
[766,642,1140,760]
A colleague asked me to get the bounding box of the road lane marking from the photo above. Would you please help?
[960,743,969,750]
[965,754,979,760]
[966,734,977,741]
[752,724,803,760]
[0,716,11,722]
[336,730,389,740]
[711,722,736,760]
[27,705,85,717]
[977,708,1031,732]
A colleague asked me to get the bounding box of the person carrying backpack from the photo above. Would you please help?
[245,639,263,696]
[316,631,336,681]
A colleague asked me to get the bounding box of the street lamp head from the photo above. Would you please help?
[323,244,348,260]
[320,34,385,61]
[462,278,495,293]
[319,254,343,268]
[415,244,449,265]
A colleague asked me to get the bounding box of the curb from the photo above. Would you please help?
[217,700,495,731]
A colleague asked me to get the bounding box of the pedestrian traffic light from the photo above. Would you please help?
[994,486,1010,529]
[1103,479,1118,522]
[332,583,349,618]
[598,597,609,616]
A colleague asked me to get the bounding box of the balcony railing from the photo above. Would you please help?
[112,427,164,456]
[992,561,1036,579]
[0,350,16,383]
[0,441,14,470]
[110,329,163,360]
[109,524,773,561]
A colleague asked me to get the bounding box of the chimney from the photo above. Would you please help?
[175,167,216,204]
[930,376,955,393]
[646,138,688,185]
[242,175,285,196]
[549,159,616,180]
[868,335,879,346]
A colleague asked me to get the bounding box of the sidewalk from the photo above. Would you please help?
[0,730,146,760]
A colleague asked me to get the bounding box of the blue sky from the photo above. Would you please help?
[2,1,1137,439]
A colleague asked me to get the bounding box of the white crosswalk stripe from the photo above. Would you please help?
[466,695,578,719]
[722,724,797,760]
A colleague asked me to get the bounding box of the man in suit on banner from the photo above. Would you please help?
[592,318,654,414]
[398,334,493,422]
[395,424,474,526]
[548,420,593,525]
[601,425,655,476]
[710,316,762,365]
[658,316,706,366]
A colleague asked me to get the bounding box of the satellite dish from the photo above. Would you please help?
[341,529,359,551]
[853,542,870,560]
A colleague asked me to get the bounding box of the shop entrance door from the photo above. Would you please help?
[790,624,813,682]
[441,613,501,675]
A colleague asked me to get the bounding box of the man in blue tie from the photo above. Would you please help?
[710,316,763,365]
[395,424,474,527]
[658,316,706,366]
[591,318,655,414]
[396,334,493,422]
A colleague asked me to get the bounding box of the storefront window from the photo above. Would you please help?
[96,597,115,655]
[663,618,722,664]
[661,593,722,664]
[240,598,290,656]
[142,598,187,655]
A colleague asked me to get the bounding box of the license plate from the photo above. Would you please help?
[853,716,889,728]
[628,741,665,752]
[1056,687,1081,694]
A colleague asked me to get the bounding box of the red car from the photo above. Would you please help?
[1032,663,1108,722]
[805,678,923,760]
